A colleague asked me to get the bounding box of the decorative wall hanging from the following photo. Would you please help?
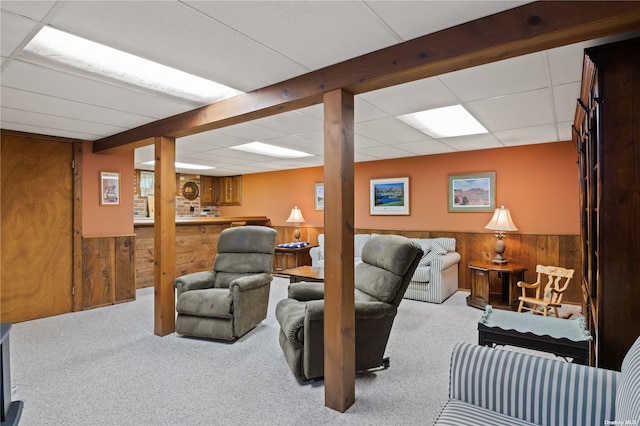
[370,177,409,215]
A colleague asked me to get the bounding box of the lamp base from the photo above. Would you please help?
[492,238,507,264]
[491,255,508,264]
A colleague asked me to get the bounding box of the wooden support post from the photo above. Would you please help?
[153,136,176,336]
[323,89,355,412]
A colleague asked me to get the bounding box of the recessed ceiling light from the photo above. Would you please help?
[142,161,214,170]
[229,142,313,158]
[397,105,488,138]
[22,26,242,104]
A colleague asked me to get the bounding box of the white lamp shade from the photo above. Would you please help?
[485,206,518,232]
[286,206,305,223]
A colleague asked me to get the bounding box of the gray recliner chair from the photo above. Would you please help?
[275,234,423,380]
[174,225,277,341]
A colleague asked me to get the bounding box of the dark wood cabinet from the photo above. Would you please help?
[200,175,241,206]
[573,37,640,370]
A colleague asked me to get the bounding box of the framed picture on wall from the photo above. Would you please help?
[99,171,120,206]
[370,177,409,215]
[314,183,324,210]
[448,172,495,212]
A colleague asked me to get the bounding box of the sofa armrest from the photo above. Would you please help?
[174,270,216,296]
[309,246,322,267]
[431,252,461,272]
[287,282,325,301]
[449,342,618,426]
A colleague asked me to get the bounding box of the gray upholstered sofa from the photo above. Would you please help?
[310,233,460,303]
[435,336,640,425]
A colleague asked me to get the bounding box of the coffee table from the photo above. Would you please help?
[280,265,324,283]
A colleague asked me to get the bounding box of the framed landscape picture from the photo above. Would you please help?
[370,177,409,215]
[448,172,495,212]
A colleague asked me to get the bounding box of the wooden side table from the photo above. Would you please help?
[273,245,315,272]
[467,261,527,311]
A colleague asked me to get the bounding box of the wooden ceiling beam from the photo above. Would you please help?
[93,1,640,153]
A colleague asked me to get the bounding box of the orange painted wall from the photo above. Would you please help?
[82,141,134,236]
[221,141,579,235]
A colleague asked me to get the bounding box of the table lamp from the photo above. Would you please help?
[484,205,518,264]
[286,206,305,242]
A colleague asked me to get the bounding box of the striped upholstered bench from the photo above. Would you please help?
[434,336,640,426]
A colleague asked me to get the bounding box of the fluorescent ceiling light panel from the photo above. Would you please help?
[229,142,313,158]
[397,105,488,138]
[142,161,214,170]
[22,26,242,104]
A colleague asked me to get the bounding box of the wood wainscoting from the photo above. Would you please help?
[82,235,136,309]
[273,226,582,305]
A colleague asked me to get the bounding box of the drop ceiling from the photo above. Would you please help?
[1,1,637,176]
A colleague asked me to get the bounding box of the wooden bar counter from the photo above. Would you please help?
[134,216,271,288]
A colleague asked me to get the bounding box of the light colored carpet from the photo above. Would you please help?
[8,278,579,425]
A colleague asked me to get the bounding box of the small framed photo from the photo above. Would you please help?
[99,171,120,206]
[314,183,324,210]
[370,177,409,215]
[448,172,495,212]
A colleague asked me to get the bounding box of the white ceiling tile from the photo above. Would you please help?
[357,145,415,160]
[356,117,428,144]
[0,120,100,140]
[188,1,401,70]
[440,133,503,151]
[1,11,38,57]
[48,1,308,92]
[179,132,250,149]
[367,1,530,41]
[553,82,581,123]
[359,76,459,115]
[213,122,288,142]
[2,61,193,118]
[1,107,126,137]
[260,135,323,156]
[0,1,56,21]
[494,124,559,146]
[439,52,549,102]
[394,140,456,156]
[557,121,574,142]
[252,111,323,135]
[355,135,385,150]
[466,89,555,132]
[1,87,154,128]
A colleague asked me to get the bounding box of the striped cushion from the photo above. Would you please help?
[448,343,618,426]
[432,237,456,252]
[616,336,640,422]
[435,399,535,426]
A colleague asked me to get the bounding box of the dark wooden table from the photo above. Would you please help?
[280,265,324,283]
[467,260,527,310]
[273,245,315,272]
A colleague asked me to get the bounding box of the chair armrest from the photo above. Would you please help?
[287,282,325,301]
[449,342,618,425]
[431,252,461,272]
[174,271,215,296]
[354,301,396,319]
[229,273,272,292]
[517,280,540,288]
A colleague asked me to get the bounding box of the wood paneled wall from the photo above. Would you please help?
[82,235,136,309]
[274,226,582,304]
[135,224,226,288]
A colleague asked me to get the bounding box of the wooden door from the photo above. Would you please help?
[1,134,74,322]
